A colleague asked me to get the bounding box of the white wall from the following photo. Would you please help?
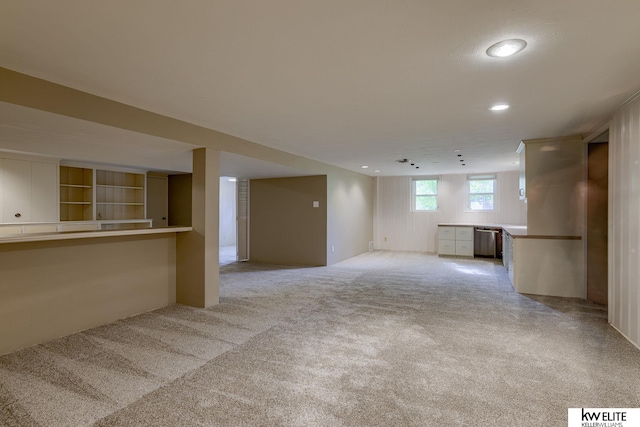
[327,170,374,265]
[374,171,526,253]
[609,95,640,348]
[219,178,237,246]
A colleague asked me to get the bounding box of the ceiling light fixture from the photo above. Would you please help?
[374,170,381,173]
[361,165,369,169]
[490,104,510,111]
[486,39,527,57]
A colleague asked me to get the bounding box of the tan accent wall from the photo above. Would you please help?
[250,175,327,266]
[0,234,176,356]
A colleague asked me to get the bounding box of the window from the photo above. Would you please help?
[412,178,439,211]
[467,175,497,211]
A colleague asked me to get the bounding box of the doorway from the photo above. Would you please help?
[219,177,237,266]
[586,136,608,305]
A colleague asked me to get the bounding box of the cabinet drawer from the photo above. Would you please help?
[456,226,474,241]
[456,240,474,256]
[438,239,456,255]
[438,226,456,240]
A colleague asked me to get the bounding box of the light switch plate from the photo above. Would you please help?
[313,201,319,208]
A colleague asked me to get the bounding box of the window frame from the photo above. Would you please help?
[466,174,498,212]
[411,177,440,212]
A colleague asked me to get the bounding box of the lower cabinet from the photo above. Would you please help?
[438,226,474,257]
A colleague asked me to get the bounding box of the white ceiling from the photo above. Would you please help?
[1,1,640,176]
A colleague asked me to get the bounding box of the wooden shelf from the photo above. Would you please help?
[60,184,92,189]
[96,184,144,190]
[60,166,94,221]
[96,202,144,206]
[96,169,146,220]
[59,167,147,222]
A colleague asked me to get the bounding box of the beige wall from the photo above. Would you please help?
[523,136,585,236]
[609,95,640,348]
[250,175,327,266]
[0,234,176,356]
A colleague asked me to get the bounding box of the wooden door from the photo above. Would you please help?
[147,175,168,228]
[587,142,608,305]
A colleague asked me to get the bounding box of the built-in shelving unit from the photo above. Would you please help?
[60,166,94,221]
[96,169,146,221]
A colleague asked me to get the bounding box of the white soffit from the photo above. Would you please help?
[0,102,312,179]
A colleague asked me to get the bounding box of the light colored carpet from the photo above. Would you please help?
[0,251,638,426]
[219,245,237,266]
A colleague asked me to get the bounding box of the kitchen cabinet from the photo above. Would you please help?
[1,158,58,223]
[438,225,474,257]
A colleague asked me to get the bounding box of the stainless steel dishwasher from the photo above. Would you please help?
[474,227,500,257]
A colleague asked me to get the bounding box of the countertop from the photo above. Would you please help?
[0,226,193,245]
[438,223,579,239]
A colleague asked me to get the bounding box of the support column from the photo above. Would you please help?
[176,148,219,307]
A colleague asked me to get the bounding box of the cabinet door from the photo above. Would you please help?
[438,239,456,255]
[2,159,32,222]
[456,240,474,256]
[438,226,456,240]
[32,161,58,222]
[147,175,168,227]
[455,226,474,241]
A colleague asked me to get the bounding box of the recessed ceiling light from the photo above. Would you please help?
[490,104,510,111]
[360,165,369,169]
[486,39,527,57]
[454,149,461,152]
[227,177,237,182]
[374,170,381,173]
